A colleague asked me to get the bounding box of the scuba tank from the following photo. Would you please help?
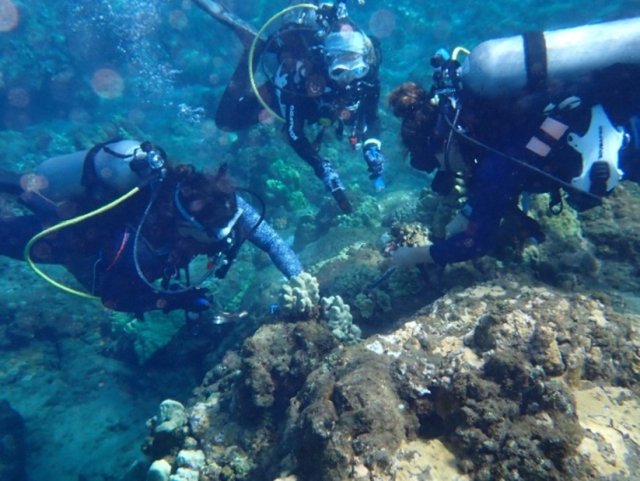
[86,139,165,195]
[32,139,165,204]
[460,16,640,98]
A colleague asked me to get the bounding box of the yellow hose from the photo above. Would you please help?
[248,3,319,122]
[452,46,470,61]
[24,186,142,300]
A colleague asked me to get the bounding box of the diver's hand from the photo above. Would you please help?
[363,139,385,185]
[391,245,432,269]
[161,288,211,313]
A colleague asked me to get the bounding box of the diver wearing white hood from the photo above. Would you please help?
[195,1,385,213]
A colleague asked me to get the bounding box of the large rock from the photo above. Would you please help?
[0,400,26,481]
[139,277,640,481]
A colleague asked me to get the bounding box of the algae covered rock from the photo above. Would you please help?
[237,321,338,414]
[138,278,640,481]
[0,400,26,481]
[147,459,171,481]
[144,399,189,459]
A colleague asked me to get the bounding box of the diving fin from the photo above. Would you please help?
[191,0,259,48]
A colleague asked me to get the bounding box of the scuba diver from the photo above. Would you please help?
[194,0,385,213]
[0,139,303,318]
[388,17,640,267]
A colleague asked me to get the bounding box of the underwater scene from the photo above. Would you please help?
[1,0,640,480]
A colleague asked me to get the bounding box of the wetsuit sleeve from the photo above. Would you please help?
[281,92,326,177]
[429,152,524,265]
[237,196,303,278]
[360,80,381,140]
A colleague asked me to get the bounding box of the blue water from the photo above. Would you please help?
[1,1,640,480]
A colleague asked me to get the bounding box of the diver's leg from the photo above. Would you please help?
[192,0,272,131]
[215,47,274,131]
[191,0,258,47]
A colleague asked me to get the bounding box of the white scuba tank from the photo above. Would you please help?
[91,139,150,194]
[33,140,147,202]
[460,16,640,98]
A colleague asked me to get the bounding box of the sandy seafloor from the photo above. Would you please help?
[1,1,640,480]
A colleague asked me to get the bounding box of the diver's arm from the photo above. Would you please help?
[394,151,523,267]
[360,80,382,140]
[101,284,210,318]
[282,98,326,177]
[236,196,303,278]
[431,151,525,264]
[357,81,385,188]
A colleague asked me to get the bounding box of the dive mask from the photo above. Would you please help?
[324,30,371,84]
[328,53,370,84]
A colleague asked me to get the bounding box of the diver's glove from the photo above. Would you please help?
[363,139,385,191]
[161,288,211,313]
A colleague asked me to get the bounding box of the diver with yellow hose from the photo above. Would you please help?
[194,0,384,213]
[0,139,302,318]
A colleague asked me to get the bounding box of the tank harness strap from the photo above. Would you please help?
[81,141,108,191]
[81,140,121,203]
[522,31,547,92]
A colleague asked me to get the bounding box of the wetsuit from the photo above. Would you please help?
[428,63,640,265]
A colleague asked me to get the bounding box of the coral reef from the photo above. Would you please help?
[278,273,321,319]
[140,277,640,481]
[144,399,190,459]
[142,321,339,480]
[320,295,361,344]
[3,3,640,481]
[389,221,431,248]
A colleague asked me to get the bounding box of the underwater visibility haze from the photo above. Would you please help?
[1,1,640,480]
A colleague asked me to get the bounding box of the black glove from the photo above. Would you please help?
[160,288,211,313]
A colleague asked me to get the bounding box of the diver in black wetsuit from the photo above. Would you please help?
[388,18,640,268]
[0,139,302,318]
[196,0,385,213]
